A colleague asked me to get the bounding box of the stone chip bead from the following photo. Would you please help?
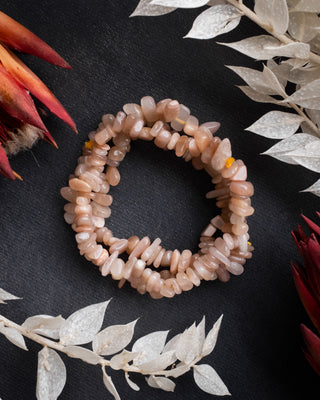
[62,96,254,299]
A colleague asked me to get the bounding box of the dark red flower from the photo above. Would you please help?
[292,213,320,376]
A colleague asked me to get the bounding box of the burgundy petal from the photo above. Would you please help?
[301,324,320,375]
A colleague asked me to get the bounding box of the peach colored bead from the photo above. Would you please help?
[146,271,161,293]
[178,249,192,272]
[171,104,190,131]
[139,127,153,141]
[231,164,247,181]
[154,248,166,268]
[129,236,151,259]
[232,223,249,235]
[109,239,128,254]
[227,262,244,275]
[130,119,144,139]
[127,236,140,254]
[123,103,143,119]
[209,247,231,267]
[214,237,230,257]
[165,278,182,295]
[163,100,180,122]
[184,115,199,136]
[193,260,213,281]
[186,267,201,286]
[106,166,120,186]
[160,269,172,280]
[141,96,158,122]
[216,266,230,282]
[201,137,220,164]
[69,178,91,192]
[122,257,137,280]
[176,272,193,291]
[111,258,125,280]
[160,281,175,298]
[194,127,211,153]
[131,259,146,278]
[188,138,201,157]
[94,249,109,267]
[156,98,171,119]
[230,181,254,196]
[100,251,119,276]
[175,136,189,157]
[113,111,126,133]
[200,121,220,134]
[170,249,180,274]
[61,187,77,202]
[150,121,164,137]
[161,250,172,267]
[102,114,115,127]
[167,132,180,150]
[154,129,171,148]
[211,138,232,171]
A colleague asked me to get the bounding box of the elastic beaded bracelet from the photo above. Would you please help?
[61,96,254,299]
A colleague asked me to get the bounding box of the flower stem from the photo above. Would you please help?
[226,0,320,65]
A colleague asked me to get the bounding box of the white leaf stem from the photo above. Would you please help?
[59,300,110,346]
[36,347,67,400]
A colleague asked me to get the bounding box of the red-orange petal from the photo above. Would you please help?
[0,144,15,180]
[0,44,76,132]
[0,11,71,69]
[0,63,48,132]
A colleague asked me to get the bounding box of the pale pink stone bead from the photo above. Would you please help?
[206,187,229,199]
[146,271,161,293]
[160,269,172,280]
[175,136,189,157]
[139,127,153,141]
[230,213,245,225]
[229,203,254,217]
[102,114,115,127]
[160,281,175,298]
[146,245,162,266]
[78,234,96,253]
[165,278,182,295]
[76,196,90,206]
[209,247,231,267]
[227,262,244,275]
[75,232,91,243]
[123,103,143,119]
[127,236,140,254]
[210,215,225,230]
[164,100,180,122]
[141,96,158,122]
[171,104,190,131]
[150,121,164,137]
[194,127,211,153]
[230,255,246,265]
[211,138,232,171]
[109,239,128,254]
[113,111,126,133]
[170,249,180,274]
[223,233,235,250]
[167,132,180,150]
[214,237,230,257]
[82,242,96,257]
[193,260,212,281]
[101,251,119,276]
[131,259,146,278]
[154,130,171,149]
[94,249,109,267]
[95,227,108,242]
[75,204,92,215]
[141,238,162,262]
[156,98,171,119]
[93,193,112,207]
[111,258,125,280]
[216,266,230,282]
[64,203,76,214]
[61,187,77,202]
[137,268,153,294]
[106,166,120,186]
[122,257,137,280]
[129,236,151,260]
[86,244,103,260]
[178,249,192,272]
[183,150,192,162]
[188,138,201,157]
[99,181,110,194]
[237,234,248,252]
[113,132,131,150]
[186,267,201,286]
[230,197,251,208]
[64,213,75,224]
[130,119,144,139]
[201,137,220,164]
[108,147,125,162]
[95,127,114,145]
[176,272,193,291]
[230,181,254,196]
[232,223,249,235]
[154,248,166,268]
[92,216,105,228]
[184,115,199,136]
[202,254,219,271]
[161,250,172,267]
[69,178,91,192]
[231,164,247,181]
[192,156,204,170]
[200,121,220,134]
[75,163,87,177]
[91,202,111,219]
[150,288,164,299]
[102,229,113,245]
[74,214,93,227]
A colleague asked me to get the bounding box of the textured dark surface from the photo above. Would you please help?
[0,1,319,399]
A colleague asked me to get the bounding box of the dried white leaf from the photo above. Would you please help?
[288,12,319,42]
[102,369,120,400]
[306,108,320,127]
[175,322,199,364]
[208,0,227,4]
[185,5,241,40]
[292,0,320,13]
[195,316,206,357]
[64,346,101,365]
[139,350,176,373]
[22,315,65,340]
[130,0,176,17]
[59,300,110,346]
[254,0,289,35]
[110,350,140,370]
[93,319,137,356]
[220,35,310,60]
[202,315,223,357]
[151,0,210,8]
[0,325,28,350]
[163,333,181,353]
[0,288,20,304]
[283,79,320,110]
[146,375,176,392]
[246,111,304,139]
[262,133,319,164]
[36,347,66,400]
[267,59,291,87]
[132,330,169,365]
[193,364,230,396]
[301,179,320,196]
[125,372,140,391]
[227,65,285,96]
[238,86,281,105]
[285,140,320,172]
[288,65,320,86]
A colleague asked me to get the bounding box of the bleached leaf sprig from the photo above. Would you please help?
[132,0,320,196]
[0,291,230,399]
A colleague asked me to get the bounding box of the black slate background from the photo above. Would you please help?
[0,1,319,399]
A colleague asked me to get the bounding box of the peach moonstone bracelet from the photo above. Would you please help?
[61,96,254,299]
